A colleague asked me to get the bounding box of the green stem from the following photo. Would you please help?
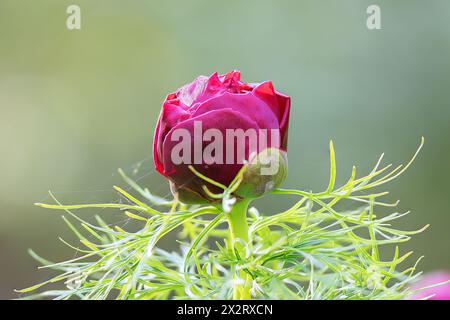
[226,199,252,300]
[227,200,250,242]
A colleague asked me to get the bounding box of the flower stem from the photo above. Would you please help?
[226,199,252,300]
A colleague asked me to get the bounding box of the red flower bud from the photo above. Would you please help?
[153,71,291,203]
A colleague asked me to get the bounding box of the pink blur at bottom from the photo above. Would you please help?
[410,271,450,300]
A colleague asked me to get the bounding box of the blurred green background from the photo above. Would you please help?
[1,0,449,299]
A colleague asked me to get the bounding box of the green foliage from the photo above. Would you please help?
[19,138,427,300]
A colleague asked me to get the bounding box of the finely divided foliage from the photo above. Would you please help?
[20,139,426,300]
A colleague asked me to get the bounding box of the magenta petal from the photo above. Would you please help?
[153,101,190,175]
[410,272,450,300]
[152,114,164,174]
[277,93,291,150]
[191,92,279,133]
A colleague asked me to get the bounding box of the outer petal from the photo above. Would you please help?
[152,70,292,203]
[276,92,291,150]
[252,81,291,150]
[153,100,190,176]
[152,112,164,174]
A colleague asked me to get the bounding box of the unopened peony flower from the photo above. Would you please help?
[410,271,450,300]
[153,71,290,203]
[28,70,429,301]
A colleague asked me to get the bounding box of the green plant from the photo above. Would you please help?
[19,138,427,300]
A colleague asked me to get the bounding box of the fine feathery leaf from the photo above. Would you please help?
[20,138,428,300]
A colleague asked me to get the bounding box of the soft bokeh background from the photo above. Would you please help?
[1,0,449,299]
